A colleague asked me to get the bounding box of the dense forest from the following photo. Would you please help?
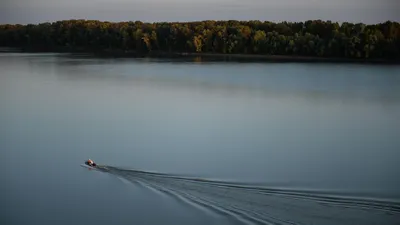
[0,20,399,60]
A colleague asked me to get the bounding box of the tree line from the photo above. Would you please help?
[0,19,399,59]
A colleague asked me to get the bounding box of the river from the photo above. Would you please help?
[1,52,399,225]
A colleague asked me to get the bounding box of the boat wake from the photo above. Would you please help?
[98,166,400,225]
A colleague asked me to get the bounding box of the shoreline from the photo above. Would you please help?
[3,47,399,64]
[176,52,398,64]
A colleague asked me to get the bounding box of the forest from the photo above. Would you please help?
[0,20,399,60]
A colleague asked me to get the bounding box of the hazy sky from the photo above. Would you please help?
[1,0,399,24]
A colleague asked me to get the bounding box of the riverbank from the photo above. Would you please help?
[2,47,399,64]
[175,52,399,64]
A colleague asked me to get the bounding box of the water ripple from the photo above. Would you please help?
[98,166,400,225]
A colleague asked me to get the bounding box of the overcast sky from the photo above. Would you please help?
[1,0,399,24]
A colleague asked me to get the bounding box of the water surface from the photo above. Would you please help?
[1,53,400,225]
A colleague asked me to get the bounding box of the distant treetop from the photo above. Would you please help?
[0,20,399,59]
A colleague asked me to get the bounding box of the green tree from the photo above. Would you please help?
[0,19,398,59]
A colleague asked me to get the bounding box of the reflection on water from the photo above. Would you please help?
[15,53,399,106]
[1,53,400,225]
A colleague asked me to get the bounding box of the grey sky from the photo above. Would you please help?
[1,0,399,24]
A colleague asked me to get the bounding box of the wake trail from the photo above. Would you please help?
[98,166,400,225]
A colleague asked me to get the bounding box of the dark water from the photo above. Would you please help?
[1,53,400,225]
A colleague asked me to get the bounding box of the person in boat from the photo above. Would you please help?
[85,159,96,167]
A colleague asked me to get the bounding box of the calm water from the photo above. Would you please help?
[1,53,400,225]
